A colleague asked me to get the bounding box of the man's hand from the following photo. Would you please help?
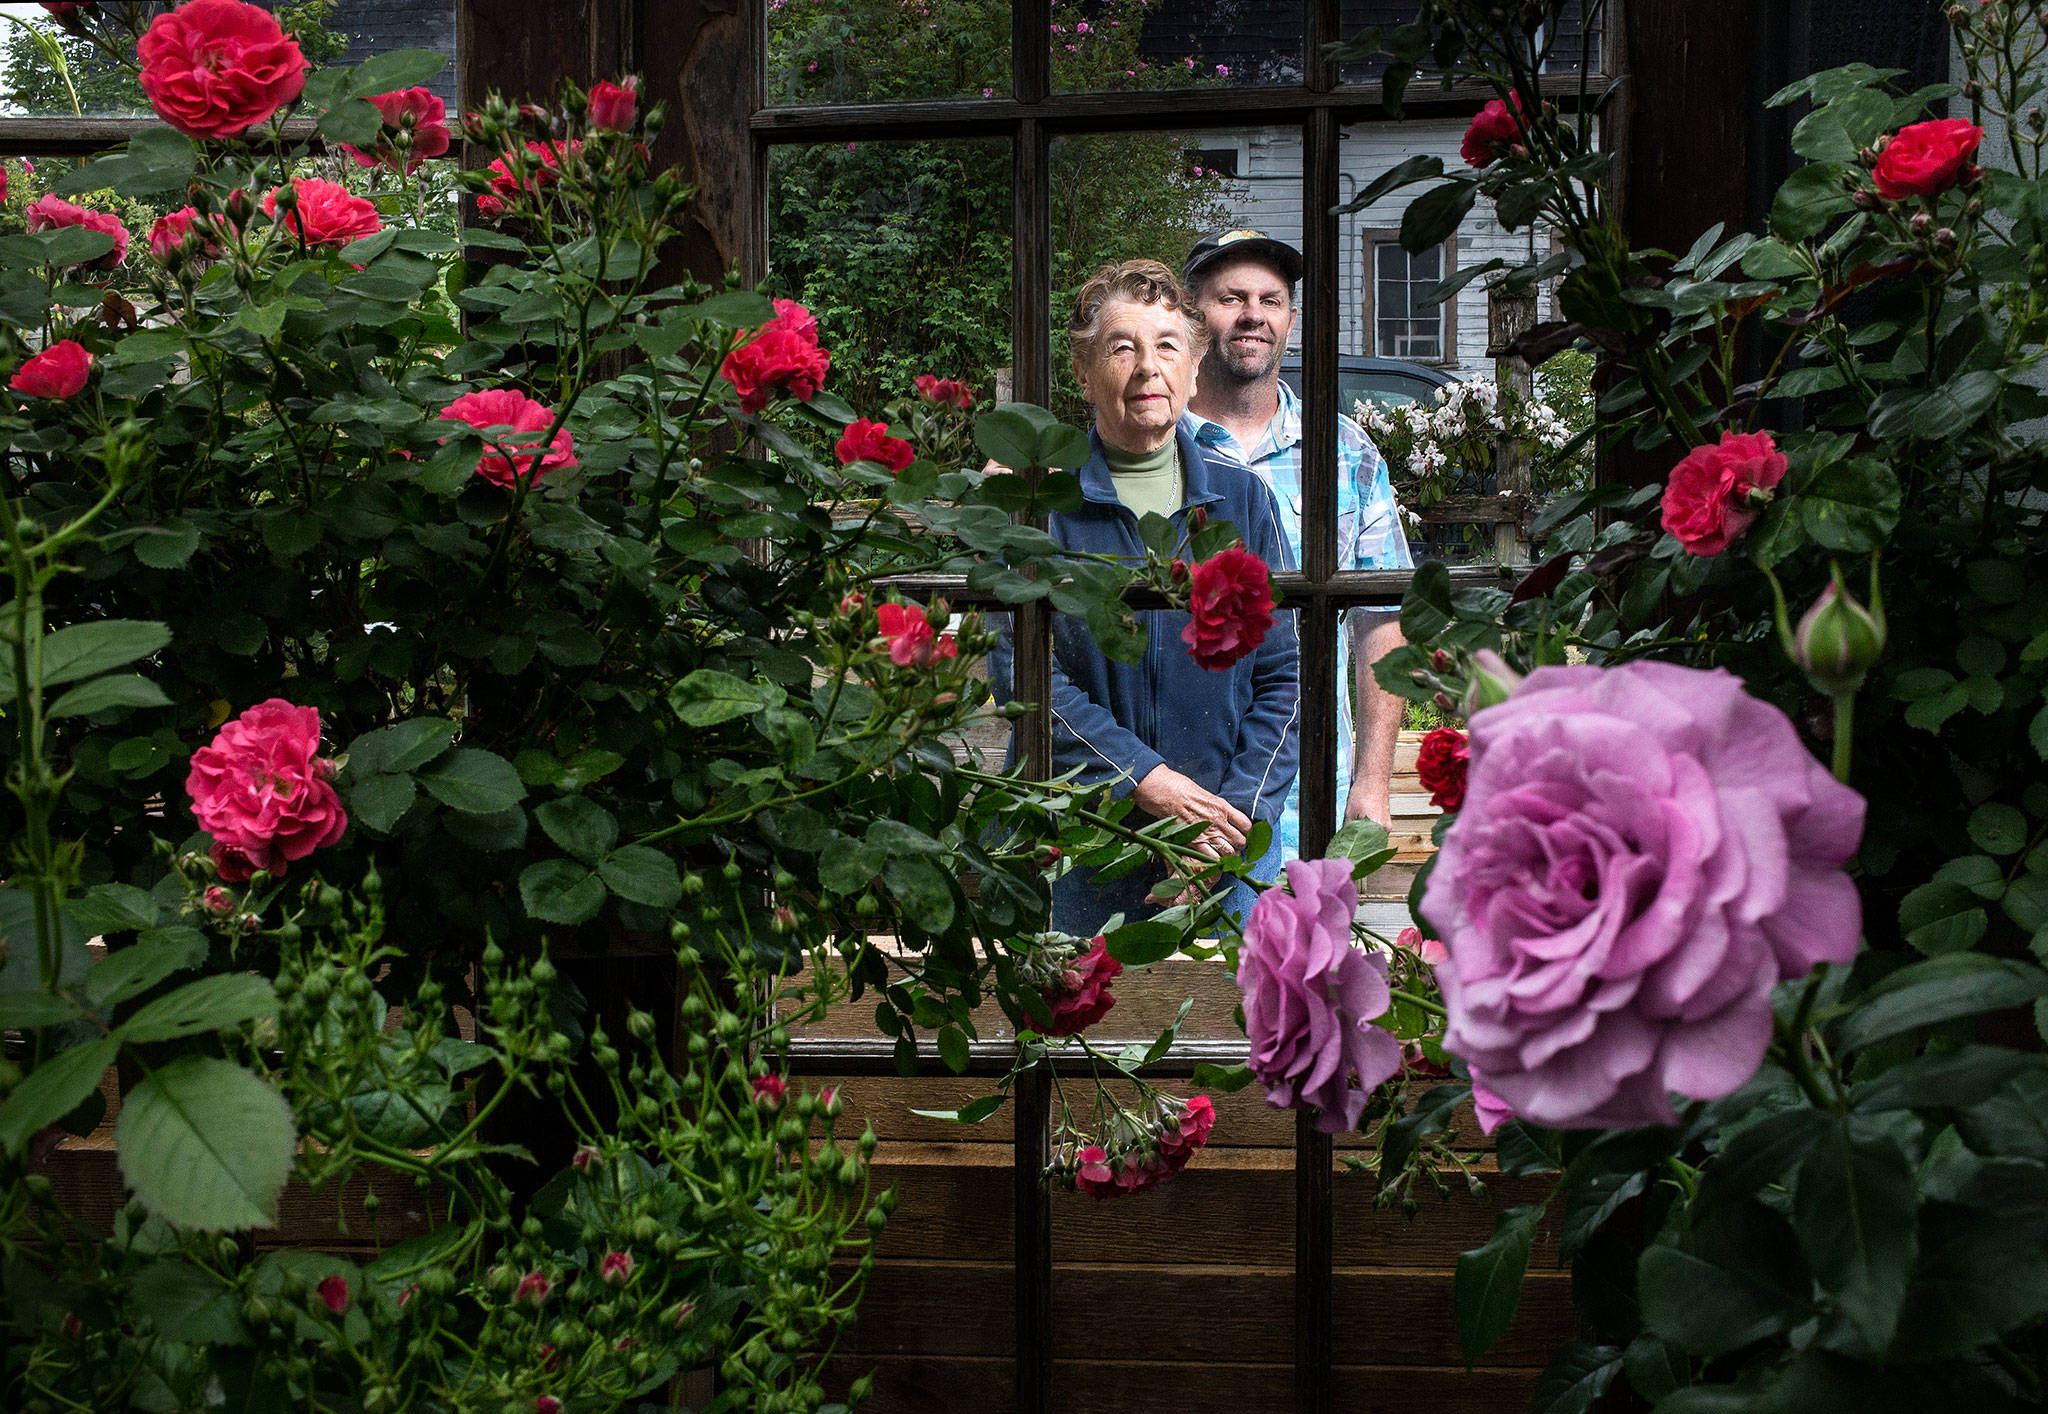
[1344,779,1392,831]
[1133,764,1250,855]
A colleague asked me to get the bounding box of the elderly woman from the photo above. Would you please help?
[995,259,1300,935]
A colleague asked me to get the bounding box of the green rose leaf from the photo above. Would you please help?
[1897,881,1989,956]
[0,1036,118,1156]
[116,1057,295,1231]
[1104,920,1181,967]
[520,859,605,925]
[669,669,772,727]
[346,773,418,835]
[27,619,171,688]
[598,846,682,909]
[416,748,526,814]
[119,974,278,1044]
[85,935,205,1010]
[48,674,170,719]
[1793,1120,1919,1349]
[935,1024,971,1075]
[535,797,620,862]
[1970,802,2029,857]
[1639,1197,1812,1356]
[1402,180,1479,255]
[1455,1202,1545,1368]
[1527,1341,1623,1414]
[1840,954,2048,1052]
[129,1260,245,1346]
[347,718,458,776]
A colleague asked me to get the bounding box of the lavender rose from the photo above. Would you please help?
[1422,661,1865,1130]
[1239,857,1404,1133]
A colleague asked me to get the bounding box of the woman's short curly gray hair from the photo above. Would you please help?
[1066,258,1206,370]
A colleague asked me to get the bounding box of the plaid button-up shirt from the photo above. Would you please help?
[1182,380,1412,862]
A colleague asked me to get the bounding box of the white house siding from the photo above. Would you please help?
[1196,120,1558,381]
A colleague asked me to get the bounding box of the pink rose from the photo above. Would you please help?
[750,1074,786,1110]
[26,194,128,268]
[1470,1081,1513,1135]
[719,298,831,413]
[1395,925,1449,968]
[147,206,219,264]
[263,177,382,249]
[474,139,581,219]
[438,389,577,489]
[1239,857,1404,1133]
[1422,661,1865,1130]
[1659,429,1787,557]
[185,699,347,881]
[835,418,915,472]
[514,1271,552,1306]
[138,0,308,140]
[10,341,92,399]
[341,87,451,174]
[875,601,957,667]
[1181,546,1275,671]
[599,1250,633,1285]
[587,77,639,131]
[1873,117,1983,201]
[1040,936,1123,1036]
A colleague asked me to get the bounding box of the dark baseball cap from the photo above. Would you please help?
[1183,229,1304,287]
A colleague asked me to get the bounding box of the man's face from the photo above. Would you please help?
[1190,256,1297,385]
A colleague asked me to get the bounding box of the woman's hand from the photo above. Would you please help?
[1133,764,1250,855]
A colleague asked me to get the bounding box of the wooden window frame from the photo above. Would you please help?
[1360,227,1461,367]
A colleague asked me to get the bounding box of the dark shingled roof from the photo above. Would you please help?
[329,1,459,105]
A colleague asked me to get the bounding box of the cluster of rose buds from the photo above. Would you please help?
[1049,1094,1215,1199]
[1015,931,1122,1036]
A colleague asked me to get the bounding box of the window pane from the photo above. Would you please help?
[767,0,1010,106]
[1051,0,1303,94]
[0,1,458,119]
[767,137,1011,415]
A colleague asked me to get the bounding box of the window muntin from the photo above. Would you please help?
[1372,239,1445,362]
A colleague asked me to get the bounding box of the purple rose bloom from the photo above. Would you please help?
[1423,661,1865,1130]
[1239,857,1404,1133]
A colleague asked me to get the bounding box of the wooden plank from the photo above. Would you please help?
[821,1354,1542,1414]
[837,1260,1575,1368]
[870,1145,1554,1269]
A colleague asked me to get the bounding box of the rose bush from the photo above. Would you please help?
[1342,0,2048,1398]
[0,13,1267,1409]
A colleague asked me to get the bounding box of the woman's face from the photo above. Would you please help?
[1075,299,1198,454]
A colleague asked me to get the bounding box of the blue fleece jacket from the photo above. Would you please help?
[991,424,1301,931]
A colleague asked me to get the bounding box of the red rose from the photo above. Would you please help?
[26,194,128,268]
[1180,546,1274,671]
[599,1250,633,1285]
[1042,936,1122,1036]
[875,602,958,667]
[1415,726,1469,813]
[40,4,89,14]
[342,87,451,174]
[10,340,92,399]
[835,418,915,472]
[914,373,973,408]
[751,1074,786,1110]
[1157,1093,1214,1161]
[474,139,581,219]
[263,177,382,249]
[719,299,831,413]
[438,389,578,489]
[1461,93,1524,168]
[316,1275,349,1315]
[1873,118,1983,201]
[587,77,639,132]
[139,0,308,140]
[1659,428,1787,557]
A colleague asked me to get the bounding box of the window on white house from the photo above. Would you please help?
[1373,240,1445,362]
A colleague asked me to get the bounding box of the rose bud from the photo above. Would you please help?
[1186,506,1208,534]
[751,1074,787,1111]
[1462,648,1524,715]
[1169,557,1189,583]
[1789,573,1886,695]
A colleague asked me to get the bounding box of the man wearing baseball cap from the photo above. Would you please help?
[1179,229,1413,858]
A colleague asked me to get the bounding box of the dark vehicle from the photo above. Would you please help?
[1277,354,1459,413]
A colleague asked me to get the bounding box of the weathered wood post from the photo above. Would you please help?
[1487,283,1539,568]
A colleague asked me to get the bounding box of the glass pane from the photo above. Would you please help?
[0,1,457,118]
[766,0,1010,106]
[1052,0,1303,94]
[767,137,1010,416]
